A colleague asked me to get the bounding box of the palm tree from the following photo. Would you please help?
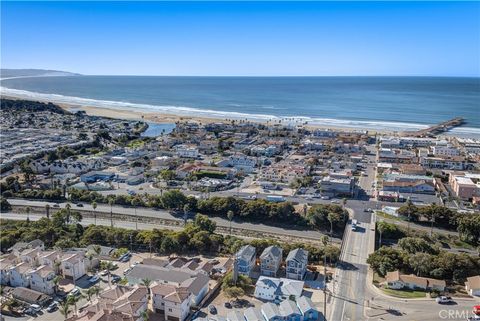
[327,212,339,235]
[102,261,115,287]
[227,210,234,235]
[65,203,72,224]
[68,294,82,316]
[25,206,31,221]
[140,310,149,321]
[377,221,388,248]
[91,201,97,225]
[53,276,61,295]
[141,278,152,298]
[59,301,71,321]
[108,198,114,227]
[45,204,51,219]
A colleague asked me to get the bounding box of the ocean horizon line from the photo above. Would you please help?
[2,84,479,139]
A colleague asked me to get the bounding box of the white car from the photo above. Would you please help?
[436,296,453,304]
[123,268,132,275]
[69,288,80,296]
[31,304,42,312]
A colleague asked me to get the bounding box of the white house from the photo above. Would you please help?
[151,283,192,321]
[9,262,31,288]
[385,270,446,291]
[61,252,86,280]
[29,265,56,295]
[466,275,480,297]
[254,276,304,301]
[175,145,199,158]
[0,258,15,285]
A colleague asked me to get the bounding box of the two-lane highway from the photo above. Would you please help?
[329,208,374,321]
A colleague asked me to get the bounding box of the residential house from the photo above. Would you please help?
[227,310,245,321]
[296,296,319,321]
[10,239,44,257]
[151,283,192,321]
[385,270,446,291]
[260,246,283,277]
[382,180,435,194]
[38,250,61,270]
[286,249,308,281]
[465,275,480,297]
[61,252,86,280]
[261,302,282,321]
[279,300,302,321]
[236,245,256,277]
[29,265,56,295]
[127,263,209,306]
[421,156,467,170]
[0,258,15,285]
[175,144,199,158]
[9,262,31,288]
[254,276,304,301]
[244,308,264,321]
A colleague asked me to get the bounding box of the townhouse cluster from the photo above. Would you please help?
[0,240,87,295]
[199,297,320,321]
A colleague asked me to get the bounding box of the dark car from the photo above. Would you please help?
[46,302,58,312]
[24,308,37,317]
[76,203,84,207]
[53,204,60,208]
[209,305,217,314]
[112,275,122,283]
[224,302,232,309]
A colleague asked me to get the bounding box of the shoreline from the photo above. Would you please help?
[1,86,479,138]
[1,92,389,134]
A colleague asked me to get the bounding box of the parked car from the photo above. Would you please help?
[69,288,80,297]
[76,203,84,207]
[31,304,42,312]
[100,269,109,276]
[53,204,60,208]
[46,302,58,312]
[436,296,454,304]
[112,275,122,283]
[209,305,217,314]
[89,275,100,283]
[24,308,37,316]
[224,302,232,309]
[123,268,132,275]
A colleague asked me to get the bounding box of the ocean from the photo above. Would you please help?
[1,76,479,136]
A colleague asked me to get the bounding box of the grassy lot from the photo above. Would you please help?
[375,211,407,222]
[382,287,426,298]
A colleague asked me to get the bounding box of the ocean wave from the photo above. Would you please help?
[2,85,479,137]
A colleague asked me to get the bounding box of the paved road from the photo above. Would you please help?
[329,208,374,321]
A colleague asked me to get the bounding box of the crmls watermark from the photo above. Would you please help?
[439,309,476,320]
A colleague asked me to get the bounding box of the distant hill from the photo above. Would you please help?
[0,68,81,78]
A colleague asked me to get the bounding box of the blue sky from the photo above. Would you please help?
[1,1,479,76]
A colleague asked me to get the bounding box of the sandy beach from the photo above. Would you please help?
[1,92,384,134]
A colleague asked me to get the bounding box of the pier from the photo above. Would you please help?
[403,117,465,137]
